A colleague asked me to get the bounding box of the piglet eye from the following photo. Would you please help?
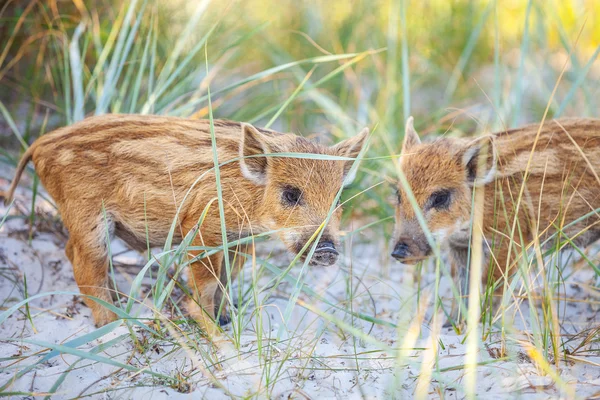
[282,186,303,206]
[430,190,451,210]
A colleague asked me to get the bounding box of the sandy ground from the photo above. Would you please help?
[1,174,600,399]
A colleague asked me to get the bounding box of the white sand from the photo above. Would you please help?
[1,177,600,399]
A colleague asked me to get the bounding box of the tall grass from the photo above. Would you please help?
[1,0,599,397]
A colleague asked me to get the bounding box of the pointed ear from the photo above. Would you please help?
[239,123,275,185]
[460,136,496,186]
[332,127,369,186]
[402,116,421,153]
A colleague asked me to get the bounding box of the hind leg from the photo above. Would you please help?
[66,234,118,327]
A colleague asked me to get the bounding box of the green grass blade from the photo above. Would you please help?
[556,44,600,117]
[511,0,533,127]
[69,22,86,122]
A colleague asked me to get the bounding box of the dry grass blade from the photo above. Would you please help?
[0,1,599,398]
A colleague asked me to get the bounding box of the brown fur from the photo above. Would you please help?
[1,114,368,334]
[392,117,600,299]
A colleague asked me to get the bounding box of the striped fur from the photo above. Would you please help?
[392,118,600,297]
[1,114,368,333]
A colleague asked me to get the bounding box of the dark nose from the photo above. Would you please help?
[391,242,410,261]
[316,240,337,253]
[312,240,339,266]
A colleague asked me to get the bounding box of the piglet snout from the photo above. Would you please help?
[391,242,411,261]
[312,240,339,266]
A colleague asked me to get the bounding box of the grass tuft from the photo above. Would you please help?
[1,0,599,397]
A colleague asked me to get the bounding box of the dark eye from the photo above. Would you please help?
[429,190,451,210]
[282,186,303,206]
[395,188,402,204]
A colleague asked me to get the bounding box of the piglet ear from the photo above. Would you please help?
[239,123,275,185]
[402,116,421,153]
[460,136,496,186]
[332,127,369,186]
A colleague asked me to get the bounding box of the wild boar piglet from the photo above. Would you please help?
[391,117,600,299]
[1,114,368,334]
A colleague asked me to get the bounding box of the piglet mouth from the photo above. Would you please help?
[391,255,429,265]
[297,240,339,266]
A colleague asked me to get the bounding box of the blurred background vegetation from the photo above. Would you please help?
[1,3,599,395]
[1,0,599,221]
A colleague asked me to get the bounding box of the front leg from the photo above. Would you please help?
[181,218,224,336]
[187,250,223,336]
[445,246,470,329]
[484,238,517,320]
[214,243,254,326]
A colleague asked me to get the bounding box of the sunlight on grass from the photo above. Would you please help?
[0,0,599,398]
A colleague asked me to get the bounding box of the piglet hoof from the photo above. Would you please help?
[92,309,118,327]
[218,312,232,326]
[109,284,122,302]
[443,317,466,333]
[442,319,452,329]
